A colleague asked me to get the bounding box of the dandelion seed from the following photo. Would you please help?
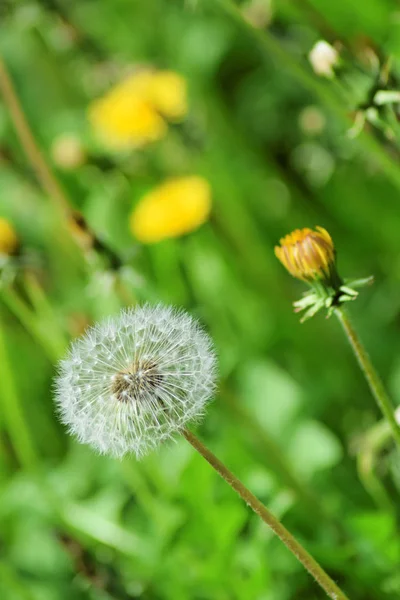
[55,304,216,458]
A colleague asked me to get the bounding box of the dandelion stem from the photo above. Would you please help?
[182,428,349,600]
[335,307,400,448]
[0,56,71,216]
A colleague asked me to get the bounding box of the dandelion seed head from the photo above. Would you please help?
[55,304,216,458]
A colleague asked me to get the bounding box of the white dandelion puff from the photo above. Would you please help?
[55,304,217,458]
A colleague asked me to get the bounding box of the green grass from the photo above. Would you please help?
[1,1,400,599]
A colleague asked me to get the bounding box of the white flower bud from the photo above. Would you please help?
[308,41,339,78]
[55,305,216,458]
[51,133,85,170]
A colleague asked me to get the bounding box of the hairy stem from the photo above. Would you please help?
[183,428,349,600]
[335,307,400,448]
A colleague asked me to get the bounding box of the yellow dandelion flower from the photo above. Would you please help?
[146,71,187,120]
[89,90,166,150]
[274,226,335,282]
[130,176,211,243]
[275,226,373,321]
[88,69,187,150]
[0,218,19,256]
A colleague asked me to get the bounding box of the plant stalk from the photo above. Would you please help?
[0,56,71,216]
[0,315,37,470]
[335,307,400,448]
[182,428,349,600]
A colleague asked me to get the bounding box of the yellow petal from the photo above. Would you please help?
[147,71,187,120]
[275,226,335,282]
[130,176,211,243]
[88,75,167,150]
[0,218,18,255]
[87,69,187,150]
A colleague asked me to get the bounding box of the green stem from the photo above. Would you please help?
[23,273,68,357]
[0,314,37,470]
[0,57,136,306]
[183,429,349,600]
[0,286,62,364]
[0,57,72,216]
[335,307,400,448]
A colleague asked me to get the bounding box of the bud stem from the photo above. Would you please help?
[335,307,400,448]
[182,428,349,600]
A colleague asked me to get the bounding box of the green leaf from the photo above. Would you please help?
[287,420,343,478]
[238,360,303,439]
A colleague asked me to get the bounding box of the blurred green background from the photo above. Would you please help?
[1,1,400,599]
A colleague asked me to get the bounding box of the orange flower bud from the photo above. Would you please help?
[275,227,336,283]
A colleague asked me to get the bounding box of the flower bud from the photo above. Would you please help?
[275,226,372,321]
[308,41,339,78]
[275,227,336,284]
[51,134,85,170]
